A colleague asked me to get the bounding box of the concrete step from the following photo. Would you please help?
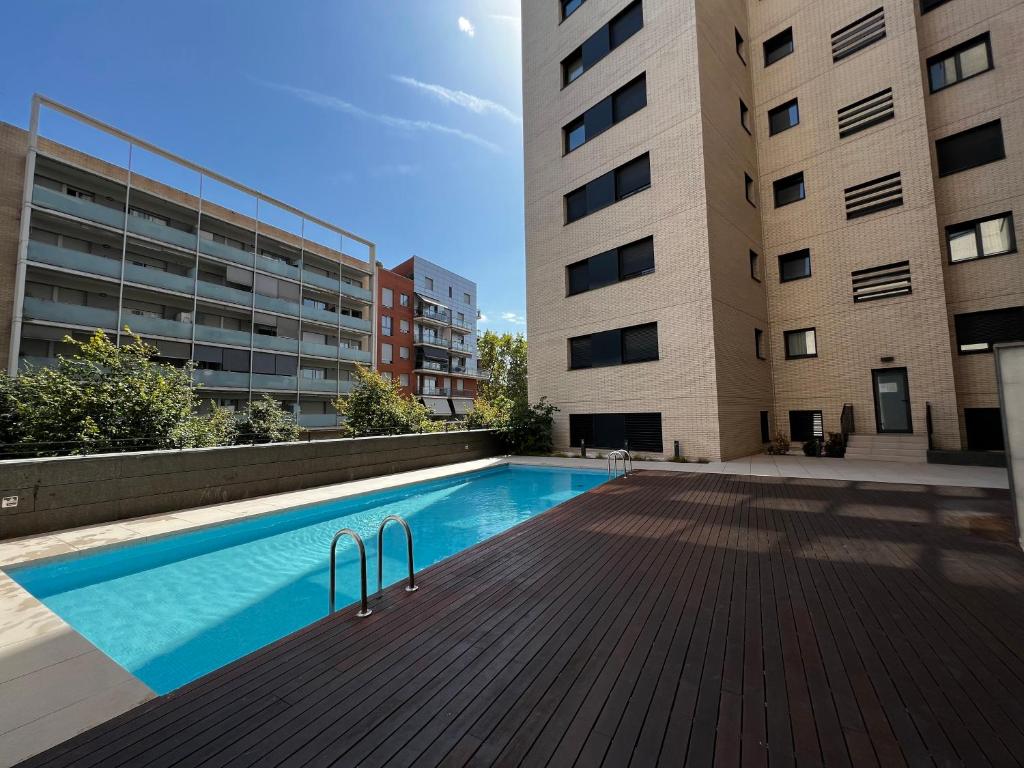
[844,433,928,463]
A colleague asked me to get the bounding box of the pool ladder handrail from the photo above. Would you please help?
[376,514,419,596]
[607,449,633,478]
[329,528,372,618]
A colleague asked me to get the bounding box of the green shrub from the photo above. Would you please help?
[335,365,433,437]
[823,432,846,458]
[765,434,791,455]
[802,437,820,457]
[236,395,301,444]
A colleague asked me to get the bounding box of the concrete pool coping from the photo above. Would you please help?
[0,455,517,767]
[0,451,1008,766]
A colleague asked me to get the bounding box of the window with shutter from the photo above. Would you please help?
[619,237,654,278]
[621,323,658,363]
[936,120,1005,176]
[569,336,592,369]
[954,306,1024,353]
[615,153,650,198]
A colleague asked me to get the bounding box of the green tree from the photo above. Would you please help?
[335,365,434,436]
[477,330,528,409]
[5,329,231,455]
[236,394,301,444]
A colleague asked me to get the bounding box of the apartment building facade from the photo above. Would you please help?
[377,256,487,418]
[0,97,376,429]
[522,0,1023,460]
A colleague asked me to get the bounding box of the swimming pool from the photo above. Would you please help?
[7,464,605,694]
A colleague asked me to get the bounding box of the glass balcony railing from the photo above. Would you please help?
[122,313,193,340]
[23,297,118,330]
[123,263,194,295]
[196,280,253,308]
[251,373,298,391]
[340,314,371,333]
[192,369,250,389]
[452,317,474,331]
[194,325,252,347]
[127,215,197,252]
[254,293,301,317]
[297,413,341,428]
[450,341,472,354]
[299,377,340,394]
[28,241,121,280]
[256,253,299,281]
[339,346,371,364]
[301,269,339,293]
[199,237,253,268]
[416,360,448,373]
[451,389,476,399]
[416,386,450,397]
[32,185,125,229]
[300,340,338,359]
[414,331,448,347]
[339,281,372,303]
[302,305,340,326]
[415,307,451,324]
[18,356,57,371]
[254,334,299,354]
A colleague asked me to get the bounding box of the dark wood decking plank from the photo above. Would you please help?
[17,470,1024,768]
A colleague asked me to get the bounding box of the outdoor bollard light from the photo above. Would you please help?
[674,440,680,459]
[580,439,587,458]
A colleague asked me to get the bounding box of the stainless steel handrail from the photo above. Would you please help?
[329,528,372,617]
[376,514,419,596]
[607,449,633,478]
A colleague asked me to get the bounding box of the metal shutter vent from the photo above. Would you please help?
[832,8,885,62]
[844,172,903,219]
[838,88,894,138]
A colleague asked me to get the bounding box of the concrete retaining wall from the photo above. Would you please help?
[0,430,502,539]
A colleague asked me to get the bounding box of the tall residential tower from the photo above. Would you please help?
[522,0,1023,460]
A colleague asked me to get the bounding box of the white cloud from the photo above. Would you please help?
[457,16,476,36]
[489,14,521,30]
[501,311,527,326]
[392,75,521,124]
[257,81,501,153]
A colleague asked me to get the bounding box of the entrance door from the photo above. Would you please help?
[873,368,913,433]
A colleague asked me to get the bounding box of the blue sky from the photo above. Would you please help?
[0,1,527,333]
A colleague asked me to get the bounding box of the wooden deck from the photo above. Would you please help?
[21,471,1024,767]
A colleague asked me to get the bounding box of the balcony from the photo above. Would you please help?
[194,324,252,347]
[127,215,197,252]
[340,281,372,303]
[32,185,125,230]
[416,386,450,397]
[18,356,57,371]
[340,346,372,364]
[299,377,342,394]
[255,253,298,280]
[451,316,474,332]
[415,306,450,325]
[301,269,340,294]
[254,334,299,354]
[415,360,448,373]
[450,389,476,399]
[340,314,372,333]
[196,280,253,308]
[450,340,472,355]
[302,305,340,326]
[122,313,193,340]
[297,413,342,428]
[22,297,117,330]
[198,236,252,267]
[254,294,300,317]
[414,331,449,348]
[28,241,121,280]
[251,373,297,391]
[123,263,194,295]
[300,339,339,359]
[192,369,250,389]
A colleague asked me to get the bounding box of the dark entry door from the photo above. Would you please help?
[873,368,912,433]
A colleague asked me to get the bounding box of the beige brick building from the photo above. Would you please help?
[523,0,1024,460]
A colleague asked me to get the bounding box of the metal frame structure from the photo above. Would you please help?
[8,95,378,422]
[329,528,372,617]
[376,514,418,595]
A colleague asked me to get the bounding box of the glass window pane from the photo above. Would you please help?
[979,216,1012,255]
[948,227,979,262]
[959,43,989,78]
[567,123,586,151]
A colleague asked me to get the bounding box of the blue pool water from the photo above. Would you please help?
[7,465,605,694]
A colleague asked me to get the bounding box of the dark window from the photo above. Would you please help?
[222,347,251,373]
[563,74,647,154]
[570,412,663,451]
[564,117,586,153]
[768,98,799,135]
[921,0,952,12]
[954,306,1024,354]
[779,248,811,282]
[755,328,766,359]
[568,322,658,368]
[764,28,794,66]
[740,99,751,134]
[965,408,1005,451]
[789,410,823,442]
[749,250,760,280]
[615,153,651,198]
[564,153,650,223]
[784,327,817,358]
[936,120,1005,176]
[566,235,654,295]
[760,411,770,443]
[928,33,993,93]
[947,212,1016,263]
[253,352,276,375]
[736,28,746,63]
[745,173,756,206]
[773,172,805,207]
[561,0,643,86]
[562,0,585,20]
